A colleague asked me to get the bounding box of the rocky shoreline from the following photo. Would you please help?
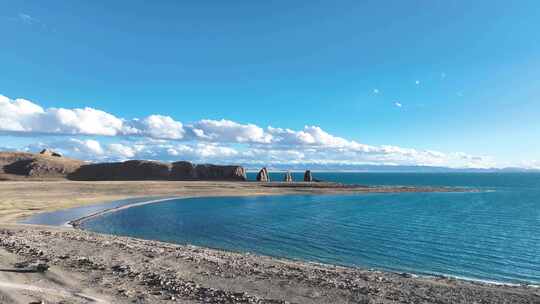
[1,226,538,304]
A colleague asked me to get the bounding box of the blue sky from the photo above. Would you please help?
[1,1,539,169]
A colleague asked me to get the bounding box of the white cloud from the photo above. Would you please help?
[415,80,420,85]
[517,160,540,170]
[18,13,38,24]
[108,143,136,158]
[131,115,185,139]
[34,138,105,159]
[0,94,189,139]
[0,93,502,169]
[189,119,272,143]
[373,89,379,94]
[0,95,45,131]
[82,139,104,155]
[267,126,369,150]
[22,136,494,169]
[0,95,131,136]
[394,102,402,108]
[42,107,128,136]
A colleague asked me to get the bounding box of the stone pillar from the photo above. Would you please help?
[304,170,313,182]
[256,167,269,182]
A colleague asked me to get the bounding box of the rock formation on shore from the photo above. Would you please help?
[170,161,247,181]
[256,167,269,182]
[0,151,247,181]
[68,160,172,180]
[0,151,83,179]
[283,171,293,182]
[304,170,313,182]
[171,161,197,179]
[69,160,246,181]
[40,148,62,157]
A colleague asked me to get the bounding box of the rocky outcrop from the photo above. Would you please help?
[0,151,247,181]
[0,152,83,178]
[69,160,246,181]
[0,152,35,168]
[171,162,246,181]
[40,149,62,157]
[304,170,313,182]
[283,171,293,182]
[256,167,269,182]
[69,160,172,181]
[170,161,197,179]
[191,164,246,181]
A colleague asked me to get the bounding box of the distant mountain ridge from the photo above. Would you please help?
[242,163,540,173]
[1,151,537,179]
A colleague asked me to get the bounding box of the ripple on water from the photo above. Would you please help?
[79,188,540,285]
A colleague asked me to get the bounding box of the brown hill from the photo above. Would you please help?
[67,160,172,181]
[0,151,84,180]
[171,162,247,181]
[0,151,246,181]
[68,160,246,181]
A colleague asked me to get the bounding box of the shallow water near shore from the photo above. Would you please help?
[75,173,540,285]
[19,197,169,226]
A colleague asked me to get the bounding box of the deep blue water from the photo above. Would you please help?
[77,173,539,284]
[247,171,540,188]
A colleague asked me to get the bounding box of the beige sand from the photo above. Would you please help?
[0,180,302,223]
[0,180,454,223]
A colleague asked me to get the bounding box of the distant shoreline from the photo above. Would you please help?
[23,183,475,229]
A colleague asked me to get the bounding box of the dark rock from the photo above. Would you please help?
[10,261,49,273]
[171,161,247,181]
[34,262,49,273]
[111,264,130,273]
[69,160,172,181]
[193,164,246,181]
[13,261,30,269]
[40,148,62,157]
[1,150,246,182]
[170,161,197,179]
[256,167,269,182]
[70,160,246,181]
[304,170,313,182]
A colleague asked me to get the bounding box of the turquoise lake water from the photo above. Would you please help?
[78,173,540,284]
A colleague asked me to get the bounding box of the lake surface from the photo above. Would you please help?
[20,197,169,226]
[78,173,540,284]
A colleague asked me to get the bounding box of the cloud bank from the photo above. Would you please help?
[0,94,495,168]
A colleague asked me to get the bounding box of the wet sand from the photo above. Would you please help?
[0,181,538,303]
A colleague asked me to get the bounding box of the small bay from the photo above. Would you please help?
[78,173,540,285]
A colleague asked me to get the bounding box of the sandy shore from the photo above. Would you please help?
[0,181,538,303]
[0,180,465,224]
